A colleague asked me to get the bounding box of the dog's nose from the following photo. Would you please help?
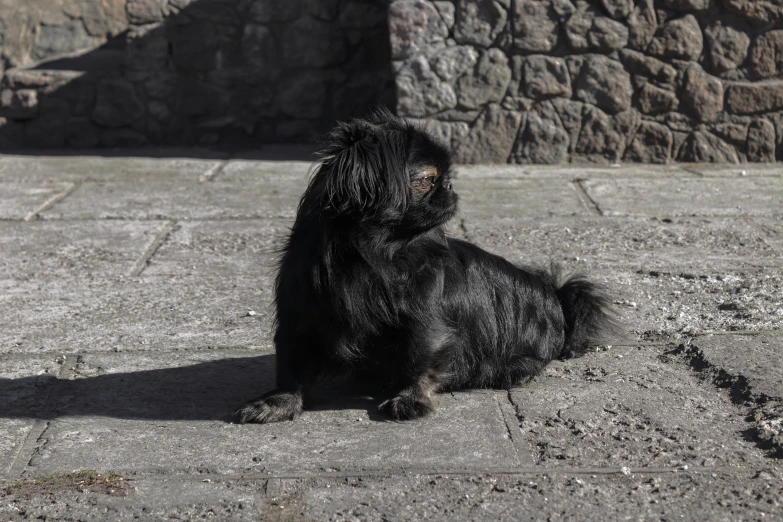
[445,181,453,191]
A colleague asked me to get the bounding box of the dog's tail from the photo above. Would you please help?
[553,270,619,359]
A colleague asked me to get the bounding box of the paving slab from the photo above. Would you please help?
[0,181,73,220]
[18,351,526,476]
[0,355,61,475]
[596,269,783,339]
[144,219,288,278]
[682,163,783,178]
[583,177,783,217]
[456,164,692,179]
[691,332,783,401]
[219,160,312,180]
[454,178,589,219]
[0,275,273,354]
[751,217,783,256]
[0,155,222,182]
[510,344,772,469]
[296,471,783,521]
[0,220,163,279]
[38,177,306,220]
[2,470,782,521]
[462,215,779,272]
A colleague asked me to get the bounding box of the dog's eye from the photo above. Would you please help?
[424,175,436,185]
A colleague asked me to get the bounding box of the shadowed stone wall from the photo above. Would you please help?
[0,0,394,148]
[390,0,783,163]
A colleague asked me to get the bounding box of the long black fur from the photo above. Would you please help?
[233,110,616,423]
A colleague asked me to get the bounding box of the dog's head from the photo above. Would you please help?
[304,110,458,235]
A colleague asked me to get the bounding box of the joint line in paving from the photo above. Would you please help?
[23,182,81,221]
[7,354,79,479]
[571,179,602,216]
[495,391,533,467]
[199,160,229,183]
[129,220,177,277]
[80,465,750,485]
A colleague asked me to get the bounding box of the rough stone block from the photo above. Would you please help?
[31,19,100,61]
[91,78,144,128]
[126,0,169,24]
[453,0,508,47]
[704,22,750,74]
[283,17,347,68]
[600,0,632,19]
[648,14,703,61]
[453,103,523,163]
[709,122,749,147]
[456,48,511,110]
[66,117,100,148]
[24,98,69,148]
[637,83,678,115]
[510,107,569,164]
[551,98,585,152]
[433,1,456,29]
[246,0,302,22]
[677,131,739,163]
[619,49,677,85]
[746,118,776,162]
[749,30,783,81]
[512,0,560,53]
[725,80,783,114]
[575,104,619,157]
[397,56,457,117]
[430,45,478,83]
[626,0,657,50]
[575,55,632,115]
[658,0,710,10]
[520,55,571,100]
[338,2,387,28]
[277,73,329,119]
[587,16,629,51]
[623,121,673,163]
[723,0,783,27]
[389,0,448,60]
[681,64,724,123]
[0,89,38,120]
[240,24,276,71]
[564,0,597,52]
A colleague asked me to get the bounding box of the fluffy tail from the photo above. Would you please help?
[554,272,619,359]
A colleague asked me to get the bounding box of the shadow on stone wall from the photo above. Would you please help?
[0,0,395,156]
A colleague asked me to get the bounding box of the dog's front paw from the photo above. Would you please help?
[378,393,434,420]
[233,391,303,424]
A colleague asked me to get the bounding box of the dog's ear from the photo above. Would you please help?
[316,119,406,214]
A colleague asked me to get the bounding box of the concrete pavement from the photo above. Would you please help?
[0,153,781,520]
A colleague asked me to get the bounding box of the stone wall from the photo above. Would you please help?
[391,0,783,163]
[4,0,783,163]
[0,0,394,148]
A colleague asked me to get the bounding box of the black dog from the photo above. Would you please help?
[234,111,615,423]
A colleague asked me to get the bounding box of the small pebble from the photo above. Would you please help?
[247,310,257,317]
